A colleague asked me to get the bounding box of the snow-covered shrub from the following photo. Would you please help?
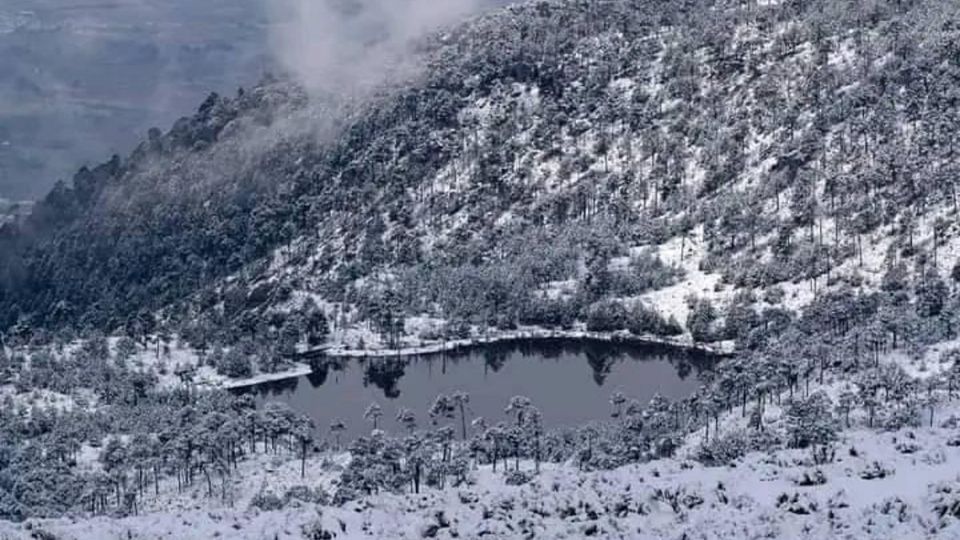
[651,487,704,514]
[785,391,837,450]
[585,300,628,332]
[284,485,329,505]
[417,327,443,342]
[504,470,533,486]
[776,492,819,515]
[626,303,683,337]
[458,491,479,504]
[880,402,922,431]
[441,319,472,340]
[301,517,336,540]
[249,490,284,511]
[792,469,827,487]
[216,347,253,378]
[606,252,682,296]
[931,480,960,523]
[875,497,912,523]
[763,285,785,305]
[895,441,920,455]
[859,461,894,480]
[696,428,782,467]
[518,296,576,330]
[537,429,579,463]
[20,527,58,540]
[811,444,836,465]
[697,430,749,466]
[686,297,718,343]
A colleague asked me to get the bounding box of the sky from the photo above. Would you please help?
[0,0,514,201]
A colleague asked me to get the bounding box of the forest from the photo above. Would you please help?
[1,0,959,351]
[3,0,960,534]
[2,264,960,520]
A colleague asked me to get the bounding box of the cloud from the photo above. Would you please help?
[265,0,483,98]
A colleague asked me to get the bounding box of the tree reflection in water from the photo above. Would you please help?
[306,357,348,388]
[483,348,509,374]
[583,341,625,386]
[235,338,717,442]
[363,358,406,399]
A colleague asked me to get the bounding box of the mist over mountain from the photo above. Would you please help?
[5,1,960,537]
[0,0,272,200]
[0,0,514,200]
[6,0,960,341]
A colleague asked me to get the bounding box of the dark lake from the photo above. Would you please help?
[236,338,712,442]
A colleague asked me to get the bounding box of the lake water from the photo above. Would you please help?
[237,338,712,442]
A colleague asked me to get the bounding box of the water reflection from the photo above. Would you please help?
[362,358,406,399]
[483,348,508,374]
[236,338,713,442]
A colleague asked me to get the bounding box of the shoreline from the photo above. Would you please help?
[220,330,730,389]
[208,362,314,390]
[314,328,732,360]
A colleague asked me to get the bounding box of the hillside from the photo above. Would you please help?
[2,0,960,356]
[4,0,960,535]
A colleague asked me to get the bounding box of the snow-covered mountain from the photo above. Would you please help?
[4,0,960,536]
[0,0,519,201]
[3,0,960,352]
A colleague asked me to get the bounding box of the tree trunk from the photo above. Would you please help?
[202,465,213,498]
[300,443,307,479]
[414,462,421,494]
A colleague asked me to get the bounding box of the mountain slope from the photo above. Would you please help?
[7,0,960,533]
[3,0,960,353]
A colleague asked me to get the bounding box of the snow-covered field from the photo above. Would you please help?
[117,339,313,391]
[3,407,959,540]
[6,340,960,540]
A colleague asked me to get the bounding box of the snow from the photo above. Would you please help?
[219,362,315,390]
[883,338,960,380]
[6,12,960,538]
[6,403,960,539]
[132,451,349,516]
[637,225,722,325]
[0,386,86,412]
[111,337,312,391]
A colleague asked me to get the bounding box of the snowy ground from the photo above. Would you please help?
[882,337,960,380]
[4,407,960,539]
[116,339,313,391]
[3,332,960,538]
[634,226,723,325]
[0,385,93,412]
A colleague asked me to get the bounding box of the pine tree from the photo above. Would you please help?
[363,402,384,431]
[451,392,471,440]
[396,408,417,435]
[785,391,837,457]
[293,415,315,478]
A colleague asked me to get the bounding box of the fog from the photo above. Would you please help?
[266,0,484,97]
[0,0,510,201]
